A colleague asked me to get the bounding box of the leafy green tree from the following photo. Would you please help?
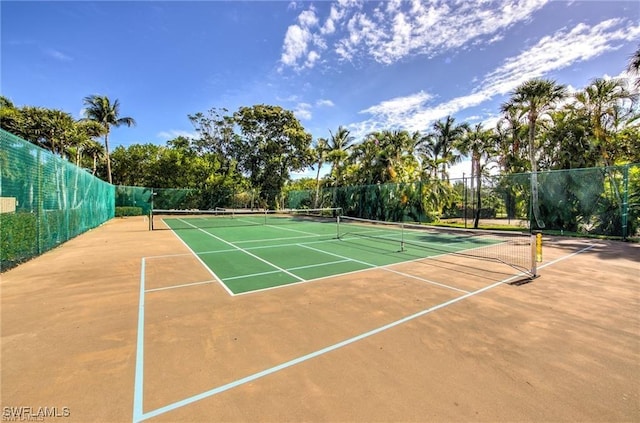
[233,104,313,208]
[82,139,106,176]
[65,120,104,166]
[82,95,136,184]
[0,97,22,135]
[188,107,238,178]
[347,130,421,185]
[111,143,163,186]
[345,135,381,185]
[540,110,596,169]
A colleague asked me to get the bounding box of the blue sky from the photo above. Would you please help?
[2,0,639,178]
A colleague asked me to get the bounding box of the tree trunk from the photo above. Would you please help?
[104,131,112,184]
[314,159,323,209]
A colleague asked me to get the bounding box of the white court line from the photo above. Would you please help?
[145,279,216,293]
[133,242,598,422]
[298,243,469,294]
[177,218,305,283]
[223,259,350,281]
[161,218,234,296]
[153,218,526,296]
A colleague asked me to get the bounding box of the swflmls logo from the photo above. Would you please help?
[2,407,70,421]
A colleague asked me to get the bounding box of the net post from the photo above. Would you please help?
[531,231,542,277]
[401,222,405,252]
[149,210,153,231]
[336,215,341,239]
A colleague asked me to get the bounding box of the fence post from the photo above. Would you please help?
[37,148,43,255]
[463,173,467,229]
[622,164,629,241]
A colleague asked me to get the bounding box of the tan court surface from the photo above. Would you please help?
[1,216,639,422]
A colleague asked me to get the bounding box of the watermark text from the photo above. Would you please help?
[2,407,70,421]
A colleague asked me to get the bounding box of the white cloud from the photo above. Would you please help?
[46,48,72,61]
[298,9,319,27]
[482,19,640,96]
[316,99,335,107]
[360,90,433,124]
[305,50,320,68]
[356,18,640,134]
[294,102,313,120]
[281,6,328,71]
[281,24,311,67]
[281,0,552,69]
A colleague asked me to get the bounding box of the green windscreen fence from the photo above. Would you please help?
[116,186,288,213]
[288,164,639,240]
[2,125,638,271]
[0,129,115,270]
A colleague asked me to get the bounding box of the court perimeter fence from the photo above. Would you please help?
[2,128,638,270]
[287,165,640,241]
[1,129,115,271]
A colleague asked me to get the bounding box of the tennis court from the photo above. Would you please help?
[150,208,536,295]
[1,215,639,423]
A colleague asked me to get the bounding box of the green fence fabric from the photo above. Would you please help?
[2,125,638,271]
[118,186,287,212]
[288,164,639,240]
[1,129,115,270]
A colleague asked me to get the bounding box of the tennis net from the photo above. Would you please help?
[150,207,341,230]
[337,216,537,277]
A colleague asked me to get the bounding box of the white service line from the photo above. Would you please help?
[298,243,469,294]
[145,279,216,293]
[177,218,305,282]
[161,219,233,296]
[223,259,351,281]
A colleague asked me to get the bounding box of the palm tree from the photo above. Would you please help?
[326,126,354,186]
[66,120,105,166]
[347,134,380,185]
[312,137,329,208]
[423,116,468,180]
[573,77,637,167]
[508,78,567,229]
[82,95,135,184]
[456,124,496,228]
[83,140,106,176]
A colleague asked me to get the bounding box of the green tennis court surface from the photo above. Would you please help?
[159,212,528,295]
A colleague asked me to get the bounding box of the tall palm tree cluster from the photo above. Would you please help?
[314,75,638,191]
[0,94,135,184]
[301,71,638,230]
